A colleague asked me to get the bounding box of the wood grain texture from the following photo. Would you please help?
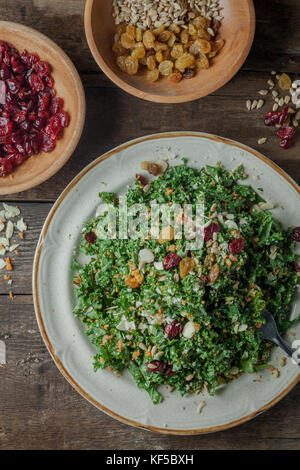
[0,0,300,450]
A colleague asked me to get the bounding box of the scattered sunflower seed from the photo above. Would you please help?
[246,100,251,110]
[251,100,258,110]
[256,99,264,110]
[258,89,268,96]
[258,137,267,145]
[197,400,206,414]
[273,103,279,111]
[293,119,299,127]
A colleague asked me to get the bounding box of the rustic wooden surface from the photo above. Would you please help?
[1,0,300,450]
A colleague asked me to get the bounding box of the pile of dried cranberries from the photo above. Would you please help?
[0,40,70,177]
[264,106,296,149]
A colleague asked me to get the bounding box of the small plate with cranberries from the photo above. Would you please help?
[0,21,85,194]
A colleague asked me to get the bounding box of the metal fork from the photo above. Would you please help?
[259,309,300,366]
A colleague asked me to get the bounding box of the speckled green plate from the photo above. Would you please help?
[33,132,300,434]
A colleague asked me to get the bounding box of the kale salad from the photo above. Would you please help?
[72,160,300,404]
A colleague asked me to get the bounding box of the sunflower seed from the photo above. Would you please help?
[293,119,299,127]
[258,89,268,96]
[246,100,251,110]
[258,137,267,145]
[251,100,258,110]
[273,103,279,111]
[256,99,264,110]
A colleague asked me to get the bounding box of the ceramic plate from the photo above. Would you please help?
[33,132,300,434]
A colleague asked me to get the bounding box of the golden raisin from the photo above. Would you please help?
[126,25,136,40]
[155,51,164,63]
[136,27,143,42]
[158,60,173,76]
[169,24,181,35]
[158,30,172,43]
[116,55,127,72]
[125,56,139,75]
[208,264,220,283]
[168,71,182,83]
[278,73,292,91]
[196,53,209,69]
[180,29,190,44]
[197,39,211,54]
[175,53,195,72]
[193,16,208,29]
[197,28,211,40]
[154,41,169,52]
[208,39,225,58]
[146,69,160,82]
[132,43,146,59]
[143,30,155,49]
[120,33,135,49]
[179,257,195,279]
[158,226,174,244]
[171,44,184,59]
[188,23,197,36]
[146,55,156,70]
[168,32,177,47]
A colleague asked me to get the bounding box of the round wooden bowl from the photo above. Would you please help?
[85,0,255,103]
[0,21,86,195]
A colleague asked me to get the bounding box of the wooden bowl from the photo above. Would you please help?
[85,0,255,103]
[0,21,86,195]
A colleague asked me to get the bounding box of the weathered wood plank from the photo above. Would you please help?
[2,0,300,74]
[0,203,51,295]
[0,295,300,450]
[1,81,300,202]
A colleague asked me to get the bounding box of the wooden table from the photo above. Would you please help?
[1,0,300,450]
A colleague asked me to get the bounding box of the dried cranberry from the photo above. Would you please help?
[135,174,147,185]
[290,261,300,272]
[41,138,56,153]
[164,320,183,339]
[278,107,289,126]
[146,361,175,376]
[291,227,300,243]
[182,68,195,79]
[20,50,39,66]
[0,41,69,177]
[204,223,220,241]
[229,237,245,254]
[279,138,292,150]
[264,111,280,126]
[58,110,70,128]
[49,97,63,115]
[33,60,51,78]
[0,157,13,176]
[164,364,175,376]
[29,73,44,92]
[85,231,97,244]
[163,252,181,270]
